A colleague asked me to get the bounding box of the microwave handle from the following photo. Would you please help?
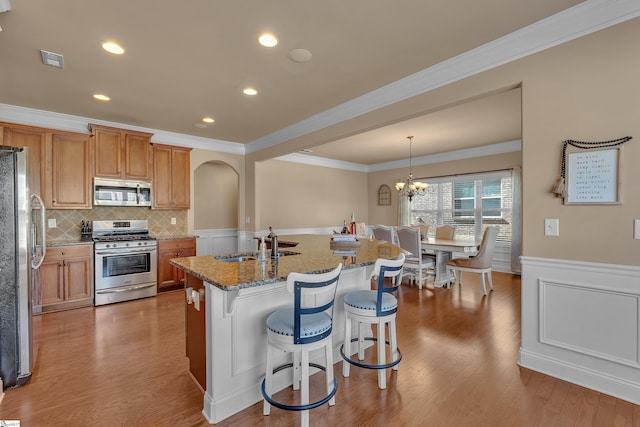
[136,184,141,205]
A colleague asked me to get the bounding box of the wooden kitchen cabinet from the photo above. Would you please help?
[45,131,93,209]
[90,124,153,181]
[152,144,191,209]
[157,238,196,292]
[1,123,47,198]
[40,244,93,313]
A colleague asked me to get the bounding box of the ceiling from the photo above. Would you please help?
[0,1,587,165]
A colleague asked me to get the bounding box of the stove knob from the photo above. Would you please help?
[106,244,112,249]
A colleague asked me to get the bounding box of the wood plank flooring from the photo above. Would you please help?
[1,272,638,426]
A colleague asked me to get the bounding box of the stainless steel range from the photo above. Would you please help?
[93,220,157,306]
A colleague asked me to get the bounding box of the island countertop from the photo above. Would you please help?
[169,234,400,291]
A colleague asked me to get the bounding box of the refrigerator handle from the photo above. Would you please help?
[31,193,47,270]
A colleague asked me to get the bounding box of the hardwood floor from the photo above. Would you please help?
[1,273,638,426]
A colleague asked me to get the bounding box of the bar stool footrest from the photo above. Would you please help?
[340,337,402,370]
[261,362,338,412]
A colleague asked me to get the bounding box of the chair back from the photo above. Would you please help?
[371,254,405,317]
[435,225,456,240]
[411,224,428,240]
[355,222,368,237]
[371,225,396,244]
[286,264,342,345]
[395,226,421,258]
[468,227,498,269]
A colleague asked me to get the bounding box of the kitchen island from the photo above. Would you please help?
[170,234,400,424]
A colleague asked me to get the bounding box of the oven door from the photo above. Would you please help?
[95,246,157,291]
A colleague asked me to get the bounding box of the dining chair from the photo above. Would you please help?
[395,226,434,289]
[355,222,369,238]
[341,254,405,389]
[424,224,457,260]
[446,226,498,295]
[411,224,428,240]
[261,264,343,427]
[370,224,397,245]
[435,224,456,240]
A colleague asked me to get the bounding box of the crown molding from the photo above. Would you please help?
[276,140,521,172]
[0,103,244,155]
[246,0,640,154]
[275,153,369,172]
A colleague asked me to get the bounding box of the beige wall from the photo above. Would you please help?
[189,148,244,235]
[517,19,640,265]
[193,162,238,229]
[256,159,368,230]
[368,152,522,226]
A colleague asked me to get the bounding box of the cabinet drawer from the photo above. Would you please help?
[158,238,196,251]
[46,245,92,260]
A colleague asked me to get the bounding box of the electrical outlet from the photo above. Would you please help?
[170,217,176,225]
[47,218,56,228]
[544,219,559,236]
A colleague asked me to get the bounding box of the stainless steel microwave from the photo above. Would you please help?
[94,178,152,207]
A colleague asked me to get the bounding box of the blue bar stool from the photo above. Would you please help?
[340,254,405,389]
[261,264,342,427]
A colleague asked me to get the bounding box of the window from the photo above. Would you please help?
[453,178,503,219]
[409,170,512,242]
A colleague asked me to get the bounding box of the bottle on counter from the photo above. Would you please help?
[341,220,348,234]
[350,213,356,235]
[258,237,267,261]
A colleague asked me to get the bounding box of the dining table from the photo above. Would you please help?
[421,237,479,287]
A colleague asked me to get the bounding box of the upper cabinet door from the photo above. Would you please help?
[46,131,93,209]
[91,124,153,181]
[124,133,152,181]
[93,126,123,178]
[152,144,191,209]
[1,123,47,198]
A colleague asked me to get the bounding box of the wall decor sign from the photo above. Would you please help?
[566,147,620,204]
[551,136,631,204]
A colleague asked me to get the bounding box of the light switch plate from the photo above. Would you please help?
[170,217,176,225]
[544,218,559,236]
[47,218,56,228]
[634,219,640,240]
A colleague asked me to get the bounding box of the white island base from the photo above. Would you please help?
[201,266,371,424]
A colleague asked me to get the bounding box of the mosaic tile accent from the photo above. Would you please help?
[46,207,188,242]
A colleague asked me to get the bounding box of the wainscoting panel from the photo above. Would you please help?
[520,256,640,405]
[195,228,238,255]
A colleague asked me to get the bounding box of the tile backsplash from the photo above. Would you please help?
[46,207,188,241]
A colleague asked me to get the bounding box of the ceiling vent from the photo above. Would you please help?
[0,1,11,13]
[40,50,64,69]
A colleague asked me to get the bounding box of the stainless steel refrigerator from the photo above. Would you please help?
[0,145,46,388]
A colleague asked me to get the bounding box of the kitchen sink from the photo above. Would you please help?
[215,250,300,262]
[215,254,257,262]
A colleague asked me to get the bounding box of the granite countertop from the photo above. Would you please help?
[154,235,196,241]
[48,239,94,247]
[170,234,400,291]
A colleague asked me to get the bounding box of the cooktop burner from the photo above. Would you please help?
[91,219,155,244]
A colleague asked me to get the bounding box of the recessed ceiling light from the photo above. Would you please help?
[202,117,215,123]
[102,42,125,55]
[258,33,278,47]
[243,88,258,96]
[93,94,110,101]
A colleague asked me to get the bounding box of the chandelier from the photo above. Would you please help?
[394,136,428,201]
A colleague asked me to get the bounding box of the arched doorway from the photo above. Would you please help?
[193,161,239,255]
